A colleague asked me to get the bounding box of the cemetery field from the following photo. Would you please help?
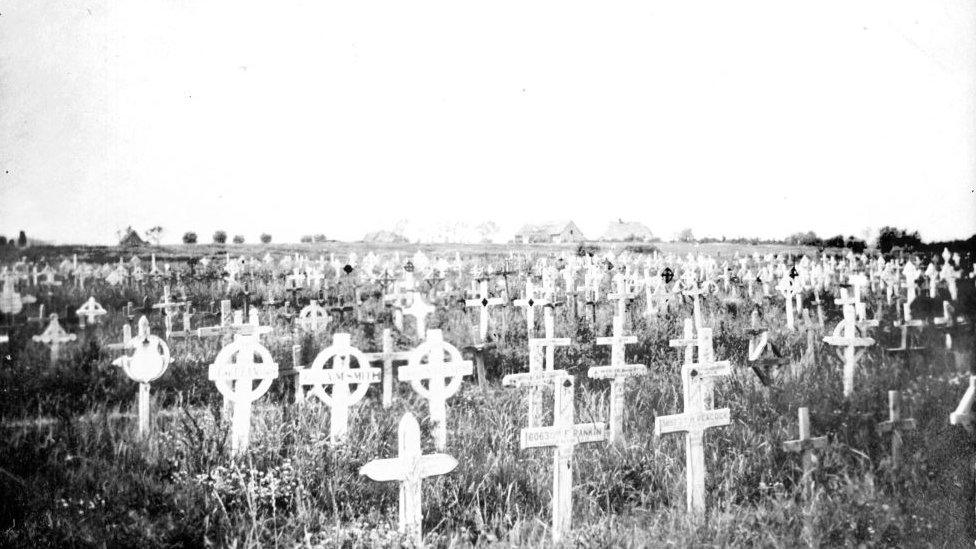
[1,267,973,548]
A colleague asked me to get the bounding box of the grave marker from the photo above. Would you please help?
[208,337,279,455]
[398,329,473,450]
[365,328,413,408]
[359,412,458,546]
[75,296,107,326]
[782,407,828,499]
[298,333,380,442]
[949,375,975,432]
[588,314,647,444]
[31,313,76,365]
[111,316,173,436]
[823,289,875,397]
[876,390,916,471]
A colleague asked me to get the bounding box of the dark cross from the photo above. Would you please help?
[239,282,252,319]
[343,264,354,275]
[403,261,415,274]
[661,267,674,284]
[494,260,517,301]
[377,270,396,294]
[789,266,799,281]
[744,331,791,386]
[425,269,445,297]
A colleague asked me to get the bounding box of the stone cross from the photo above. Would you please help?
[654,343,731,514]
[398,329,473,450]
[949,375,975,432]
[588,314,647,444]
[359,412,458,547]
[876,390,916,471]
[400,291,435,338]
[823,289,875,397]
[75,296,107,326]
[365,328,413,409]
[208,337,279,455]
[781,407,828,499]
[518,374,608,543]
[111,316,173,436]
[32,313,77,365]
[465,280,504,342]
[298,333,380,442]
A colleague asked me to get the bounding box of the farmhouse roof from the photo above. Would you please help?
[362,230,409,243]
[516,220,575,236]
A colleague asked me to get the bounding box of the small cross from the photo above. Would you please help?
[782,407,828,499]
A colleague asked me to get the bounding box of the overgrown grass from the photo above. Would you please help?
[0,270,973,547]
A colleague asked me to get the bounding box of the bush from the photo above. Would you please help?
[260,233,272,244]
[300,235,313,244]
[876,226,922,253]
[313,234,327,243]
[212,231,227,244]
[17,230,26,247]
[232,235,245,244]
[182,231,198,244]
[0,236,6,246]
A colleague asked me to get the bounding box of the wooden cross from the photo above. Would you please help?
[31,313,77,365]
[588,315,647,444]
[781,407,828,499]
[654,341,731,514]
[503,327,571,428]
[669,318,698,366]
[297,300,329,331]
[517,374,608,543]
[359,412,458,546]
[152,285,187,337]
[608,272,636,322]
[876,390,916,471]
[298,333,380,442]
[400,291,435,338]
[823,288,875,397]
[884,303,927,374]
[398,329,473,450]
[364,328,413,409]
[949,375,975,432]
[75,296,107,326]
[776,271,799,332]
[746,320,791,386]
[681,284,706,330]
[513,280,549,338]
[207,337,279,455]
[111,316,173,436]
[465,280,505,342]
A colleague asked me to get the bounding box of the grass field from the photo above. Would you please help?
[0,245,973,547]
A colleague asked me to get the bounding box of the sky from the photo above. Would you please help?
[1,0,974,245]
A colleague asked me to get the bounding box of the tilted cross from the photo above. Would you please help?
[359,412,458,547]
[949,375,974,432]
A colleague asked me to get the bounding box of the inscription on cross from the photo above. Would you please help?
[298,333,380,442]
[588,314,647,444]
[208,337,279,455]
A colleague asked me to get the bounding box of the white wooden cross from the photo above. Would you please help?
[298,333,380,443]
[208,337,279,455]
[465,280,504,342]
[681,283,706,330]
[513,280,548,338]
[400,291,435,338]
[503,324,571,428]
[32,313,77,365]
[608,272,635,322]
[902,261,920,304]
[876,390,916,471]
[398,329,473,450]
[152,285,187,338]
[588,314,647,444]
[111,316,173,436]
[359,412,458,546]
[75,296,107,326]
[949,375,975,432]
[654,342,731,514]
[365,328,413,409]
[517,374,608,543]
[669,318,698,367]
[776,273,798,332]
[781,407,828,499]
[823,289,875,397]
[925,263,940,298]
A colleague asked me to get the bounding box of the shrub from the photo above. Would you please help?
[212,231,227,244]
[300,235,313,244]
[182,231,198,244]
[232,235,245,244]
[313,234,327,243]
[260,233,272,244]
[0,236,6,246]
[17,230,27,247]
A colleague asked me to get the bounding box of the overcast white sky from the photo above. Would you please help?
[1,0,974,244]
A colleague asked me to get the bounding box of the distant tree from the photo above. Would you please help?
[213,230,228,244]
[300,235,313,243]
[182,231,198,244]
[846,236,867,254]
[876,226,922,253]
[675,228,695,243]
[0,236,6,246]
[232,234,245,244]
[822,234,845,248]
[313,233,327,243]
[260,233,272,244]
[786,230,821,246]
[144,226,164,245]
[476,221,500,243]
[17,230,27,247]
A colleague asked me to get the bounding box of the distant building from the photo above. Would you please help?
[600,220,655,242]
[362,230,409,244]
[513,221,585,244]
